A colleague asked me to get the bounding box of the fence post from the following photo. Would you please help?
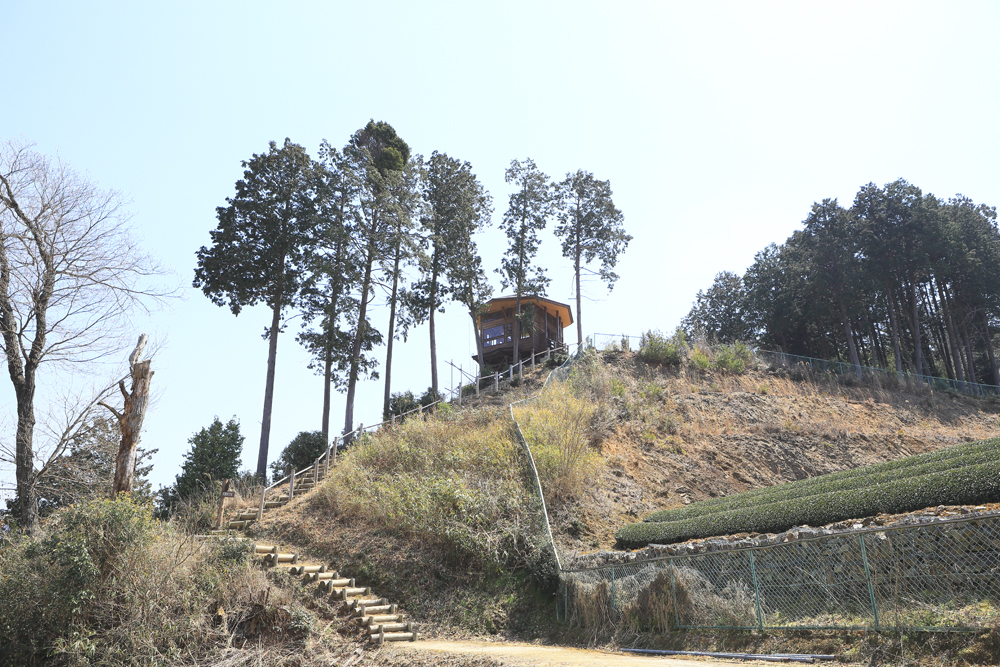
[313,457,320,485]
[670,564,681,629]
[858,534,881,630]
[564,580,569,622]
[287,465,295,501]
[493,371,498,392]
[610,566,616,615]
[214,478,230,529]
[256,484,266,521]
[531,350,536,368]
[749,551,764,631]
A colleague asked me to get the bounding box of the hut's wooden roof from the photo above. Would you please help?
[480,295,573,328]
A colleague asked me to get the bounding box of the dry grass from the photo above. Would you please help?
[312,407,539,571]
[514,383,602,507]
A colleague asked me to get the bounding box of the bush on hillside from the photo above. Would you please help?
[0,495,309,665]
[315,409,540,571]
[638,329,686,366]
[711,341,752,374]
[270,430,327,480]
[616,457,1000,548]
[643,437,1000,525]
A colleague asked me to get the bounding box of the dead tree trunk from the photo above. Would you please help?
[100,334,153,495]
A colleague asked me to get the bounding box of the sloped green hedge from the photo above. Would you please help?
[616,457,1000,549]
[643,437,1000,524]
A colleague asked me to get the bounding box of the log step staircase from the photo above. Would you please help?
[213,456,417,645]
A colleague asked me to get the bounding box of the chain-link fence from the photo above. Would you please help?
[759,349,1000,397]
[588,332,1000,397]
[514,335,1000,633]
[559,515,1000,632]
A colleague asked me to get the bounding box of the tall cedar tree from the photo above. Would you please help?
[497,158,555,365]
[380,156,423,420]
[554,170,630,345]
[411,152,493,394]
[194,139,321,479]
[341,121,410,438]
[296,144,378,440]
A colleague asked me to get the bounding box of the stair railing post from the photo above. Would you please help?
[288,465,295,501]
[313,456,320,485]
[531,350,535,368]
[332,437,339,466]
[324,441,331,476]
[493,371,498,392]
[256,483,266,522]
[214,478,230,529]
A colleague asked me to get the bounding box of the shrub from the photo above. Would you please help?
[638,329,686,366]
[690,347,710,370]
[642,437,1000,524]
[617,450,1000,548]
[712,342,752,374]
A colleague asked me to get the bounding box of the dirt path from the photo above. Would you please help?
[394,640,740,666]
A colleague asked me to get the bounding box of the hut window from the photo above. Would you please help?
[482,311,503,323]
[484,323,511,347]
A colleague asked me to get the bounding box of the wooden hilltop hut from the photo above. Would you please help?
[474,295,573,368]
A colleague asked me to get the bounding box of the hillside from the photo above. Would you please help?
[548,349,999,559]
[7,346,998,665]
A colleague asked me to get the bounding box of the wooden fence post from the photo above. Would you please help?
[256,483,266,521]
[314,457,320,485]
[287,465,295,501]
[214,479,230,529]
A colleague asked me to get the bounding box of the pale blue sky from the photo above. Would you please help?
[2,1,998,496]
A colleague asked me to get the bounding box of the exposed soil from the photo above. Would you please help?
[550,352,1000,558]
[395,640,736,666]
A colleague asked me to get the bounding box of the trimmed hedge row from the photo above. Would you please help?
[616,458,1000,549]
[643,437,1000,524]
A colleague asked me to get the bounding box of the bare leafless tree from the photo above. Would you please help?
[0,140,167,533]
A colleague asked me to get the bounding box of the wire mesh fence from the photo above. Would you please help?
[559,515,1000,632]
[587,332,1000,397]
[759,349,1000,397]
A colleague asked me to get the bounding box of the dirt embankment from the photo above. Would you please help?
[552,353,1000,557]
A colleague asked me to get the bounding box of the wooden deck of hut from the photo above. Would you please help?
[474,296,573,368]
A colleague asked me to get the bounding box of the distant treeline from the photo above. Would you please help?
[683,179,1000,386]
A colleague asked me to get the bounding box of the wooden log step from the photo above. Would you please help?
[308,572,349,583]
[360,614,402,627]
[371,630,418,644]
[288,565,325,576]
[353,603,395,616]
[332,586,370,600]
[263,553,298,565]
[263,501,284,509]
[347,598,384,612]
[277,496,290,502]
[317,578,353,592]
[254,545,278,555]
[370,622,412,634]
[207,529,234,536]
[226,520,250,529]
[236,512,258,521]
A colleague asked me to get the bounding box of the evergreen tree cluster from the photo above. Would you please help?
[683,179,1000,387]
[194,121,632,477]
